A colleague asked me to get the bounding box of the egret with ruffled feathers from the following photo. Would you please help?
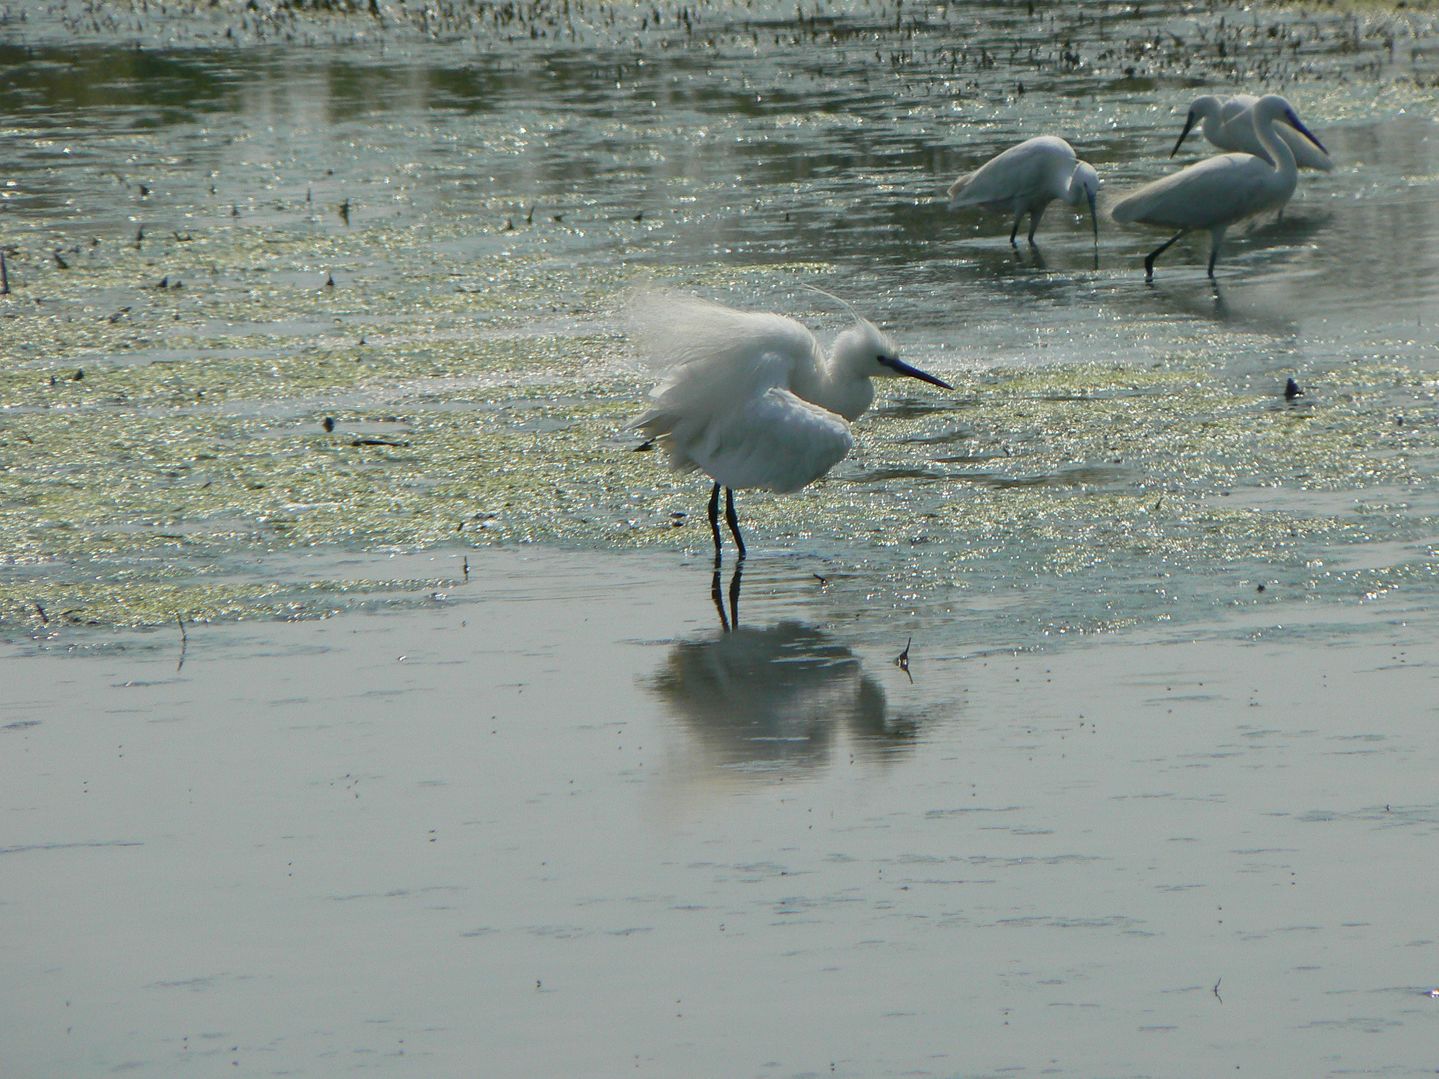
[629,290,952,564]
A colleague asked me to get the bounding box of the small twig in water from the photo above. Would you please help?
[462,556,470,581]
[176,613,189,672]
[34,602,48,625]
[895,637,913,683]
[1213,978,1223,1004]
[813,573,828,587]
[1,249,10,295]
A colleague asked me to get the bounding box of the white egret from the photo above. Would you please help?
[946,136,1100,246]
[1111,94,1327,279]
[628,291,952,563]
[1173,94,1334,172]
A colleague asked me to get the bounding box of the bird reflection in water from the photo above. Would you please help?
[647,564,915,773]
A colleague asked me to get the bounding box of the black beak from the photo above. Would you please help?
[880,355,952,390]
[1284,109,1328,155]
[1170,110,1199,158]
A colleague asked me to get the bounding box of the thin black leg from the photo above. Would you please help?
[1008,212,1021,246]
[1026,206,1045,246]
[1206,237,1221,279]
[1144,229,1187,280]
[724,487,745,561]
[707,482,722,564]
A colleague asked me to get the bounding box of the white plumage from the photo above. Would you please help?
[946,135,1100,245]
[628,291,951,563]
[1111,94,1328,279]
[1174,94,1334,172]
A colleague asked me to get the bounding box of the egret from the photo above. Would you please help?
[946,136,1100,246]
[628,290,952,563]
[1173,94,1334,172]
[1110,94,1327,279]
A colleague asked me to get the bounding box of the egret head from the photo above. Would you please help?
[1171,96,1222,158]
[833,320,952,389]
[1262,94,1328,155]
[1068,161,1100,243]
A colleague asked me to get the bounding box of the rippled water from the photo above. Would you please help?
[2,0,1437,650]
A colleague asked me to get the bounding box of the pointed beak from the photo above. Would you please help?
[1170,111,1198,158]
[1284,109,1328,155]
[880,355,952,390]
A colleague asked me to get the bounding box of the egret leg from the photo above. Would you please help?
[707,482,723,564]
[1144,230,1188,280]
[724,487,746,561]
[1026,205,1046,246]
[1206,232,1223,279]
[1008,211,1023,246]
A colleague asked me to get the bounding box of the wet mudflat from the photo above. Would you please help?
[2,0,1439,1075]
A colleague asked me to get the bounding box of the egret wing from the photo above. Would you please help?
[947,136,1074,209]
[682,385,855,494]
[626,290,819,384]
[1111,153,1286,227]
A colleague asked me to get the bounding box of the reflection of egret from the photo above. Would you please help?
[629,290,951,565]
[711,563,743,632]
[648,613,909,773]
[946,136,1100,247]
[1112,95,1327,279]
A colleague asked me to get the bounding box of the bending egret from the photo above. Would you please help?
[946,136,1100,246]
[629,291,952,563]
[1111,94,1327,279]
[1173,94,1334,172]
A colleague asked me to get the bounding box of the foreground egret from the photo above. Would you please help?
[946,136,1100,246]
[1111,94,1327,279]
[1173,94,1334,172]
[629,291,952,563]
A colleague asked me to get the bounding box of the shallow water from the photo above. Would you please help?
[4,548,1439,1078]
[2,0,1438,648]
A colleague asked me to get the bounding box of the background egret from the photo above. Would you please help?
[1173,94,1334,171]
[1111,94,1327,279]
[629,291,952,563]
[946,136,1100,246]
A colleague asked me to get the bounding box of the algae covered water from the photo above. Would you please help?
[1,0,1437,650]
